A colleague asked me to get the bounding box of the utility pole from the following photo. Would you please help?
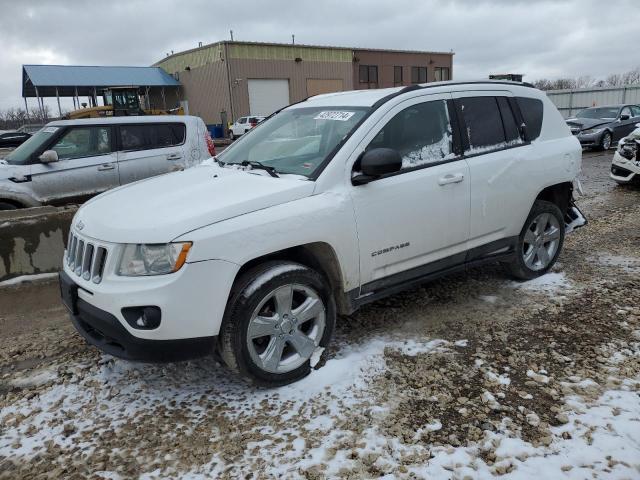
[230,30,234,41]
[292,34,295,45]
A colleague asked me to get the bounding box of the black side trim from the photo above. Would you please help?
[350,236,518,309]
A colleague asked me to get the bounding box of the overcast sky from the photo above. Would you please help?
[1,0,639,111]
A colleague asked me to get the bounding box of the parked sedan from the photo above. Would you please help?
[0,130,31,148]
[566,104,640,150]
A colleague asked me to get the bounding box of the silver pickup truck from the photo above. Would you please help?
[0,115,214,209]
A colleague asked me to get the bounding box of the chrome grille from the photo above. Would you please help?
[66,231,108,284]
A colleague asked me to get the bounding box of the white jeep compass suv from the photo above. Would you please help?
[60,81,585,386]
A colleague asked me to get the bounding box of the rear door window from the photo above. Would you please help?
[367,99,454,169]
[119,123,186,151]
[458,97,506,153]
[516,97,544,141]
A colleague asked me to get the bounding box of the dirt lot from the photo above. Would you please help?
[1,150,639,479]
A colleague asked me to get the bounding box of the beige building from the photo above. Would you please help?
[154,41,453,125]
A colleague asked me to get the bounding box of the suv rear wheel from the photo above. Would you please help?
[218,261,335,386]
[507,200,565,280]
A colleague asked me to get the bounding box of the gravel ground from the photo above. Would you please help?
[1,150,639,479]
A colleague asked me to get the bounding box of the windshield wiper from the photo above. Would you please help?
[240,160,279,178]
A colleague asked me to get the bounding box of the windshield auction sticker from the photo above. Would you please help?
[314,111,356,121]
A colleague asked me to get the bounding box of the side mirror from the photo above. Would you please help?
[353,148,402,185]
[38,150,59,163]
[620,114,630,121]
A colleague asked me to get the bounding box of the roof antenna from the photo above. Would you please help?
[292,34,295,45]
[230,29,234,41]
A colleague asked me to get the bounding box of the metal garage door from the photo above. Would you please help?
[306,79,344,97]
[247,79,290,116]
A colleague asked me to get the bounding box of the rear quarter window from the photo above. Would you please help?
[119,123,185,151]
[517,97,544,141]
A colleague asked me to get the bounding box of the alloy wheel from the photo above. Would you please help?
[246,283,326,374]
[602,132,611,150]
[522,212,561,271]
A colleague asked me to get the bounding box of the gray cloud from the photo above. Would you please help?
[1,0,639,110]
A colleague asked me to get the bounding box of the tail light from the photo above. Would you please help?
[205,131,216,157]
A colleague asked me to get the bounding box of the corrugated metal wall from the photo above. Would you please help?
[177,61,231,124]
[228,58,353,119]
[547,85,640,118]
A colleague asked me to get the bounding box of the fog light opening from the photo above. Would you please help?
[122,306,161,330]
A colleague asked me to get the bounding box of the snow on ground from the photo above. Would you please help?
[2,330,639,478]
[0,272,58,287]
[594,253,640,273]
[510,271,574,295]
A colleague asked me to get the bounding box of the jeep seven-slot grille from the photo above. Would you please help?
[66,231,108,284]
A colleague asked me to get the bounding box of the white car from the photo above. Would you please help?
[0,115,215,209]
[60,81,585,386]
[230,116,265,139]
[610,123,640,184]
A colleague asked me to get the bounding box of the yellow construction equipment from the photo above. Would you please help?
[65,87,183,119]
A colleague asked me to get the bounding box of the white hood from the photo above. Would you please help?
[75,165,315,243]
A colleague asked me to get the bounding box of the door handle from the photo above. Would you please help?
[167,153,183,161]
[97,163,115,171]
[437,173,464,186]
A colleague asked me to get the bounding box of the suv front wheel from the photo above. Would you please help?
[219,261,335,386]
[507,200,565,280]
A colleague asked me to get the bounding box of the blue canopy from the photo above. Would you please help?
[22,64,180,97]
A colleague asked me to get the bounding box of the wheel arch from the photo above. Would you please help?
[534,182,573,217]
[0,197,26,209]
[231,242,352,315]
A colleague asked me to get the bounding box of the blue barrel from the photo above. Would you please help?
[207,124,224,139]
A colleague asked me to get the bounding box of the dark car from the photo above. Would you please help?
[0,130,32,148]
[566,104,640,150]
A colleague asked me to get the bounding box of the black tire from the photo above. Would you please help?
[598,131,612,151]
[218,261,336,387]
[507,200,565,280]
[0,201,18,210]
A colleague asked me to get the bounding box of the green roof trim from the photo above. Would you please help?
[227,44,351,62]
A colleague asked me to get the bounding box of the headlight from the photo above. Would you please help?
[581,128,604,135]
[117,242,192,276]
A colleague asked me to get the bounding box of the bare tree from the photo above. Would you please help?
[0,105,53,130]
[532,66,640,91]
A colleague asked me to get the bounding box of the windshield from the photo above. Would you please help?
[219,106,369,177]
[576,107,619,120]
[4,126,60,165]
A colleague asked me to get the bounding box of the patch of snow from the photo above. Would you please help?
[0,272,58,287]
[9,369,58,388]
[243,264,306,297]
[454,339,468,347]
[526,369,550,384]
[479,294,498,304]
[595,253,640,273]
[512,272,573,294]
[397,338,450,356]
[402,132,455,169]
[309,346,324,368]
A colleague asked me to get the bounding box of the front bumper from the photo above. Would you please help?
[60,270,216,362]
[577,132,603,148]
[610,151,639,183]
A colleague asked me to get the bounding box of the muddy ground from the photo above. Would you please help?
[0,150,639,479]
